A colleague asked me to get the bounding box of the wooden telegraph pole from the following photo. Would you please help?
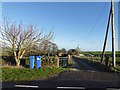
[100,5,111,63]
[101,0,116,67]
[111,0,116,67]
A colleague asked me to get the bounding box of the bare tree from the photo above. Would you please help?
[0,18,54,67]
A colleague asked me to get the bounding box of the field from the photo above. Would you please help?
[80,51,120,64]
[81,51,120,55]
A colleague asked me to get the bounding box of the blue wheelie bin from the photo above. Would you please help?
[29,56,35,68]
[36,56,42,69]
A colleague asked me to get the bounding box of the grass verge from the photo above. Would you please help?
[1,67,69,82]
[110,65,120,73]
[79,57,120,73]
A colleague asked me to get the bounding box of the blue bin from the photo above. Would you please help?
[36,56,41,69]
[29,56,35,68]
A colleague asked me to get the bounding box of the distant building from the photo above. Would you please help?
[58,52,63,56]
[79,54,84,57]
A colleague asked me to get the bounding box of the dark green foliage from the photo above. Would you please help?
[68,49,78,55]
[41,56,57,68]
[2,56,16,65]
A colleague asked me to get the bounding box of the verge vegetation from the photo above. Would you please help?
[1,67,69,82]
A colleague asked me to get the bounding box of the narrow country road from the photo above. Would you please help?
[71,57,95,71]
[2,57,120,90]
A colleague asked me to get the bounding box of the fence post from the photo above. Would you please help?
[105,55,109,67]
[55,55,59,68]
[68,55,71,64]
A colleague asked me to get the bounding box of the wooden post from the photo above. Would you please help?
[101,4,112,63]
[55,55,59,68]
[68,55,71,64]
[111,0,116,67]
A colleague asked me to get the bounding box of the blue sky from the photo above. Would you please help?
[2,2,119,51]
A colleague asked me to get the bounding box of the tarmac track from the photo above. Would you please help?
[1,58,120,90]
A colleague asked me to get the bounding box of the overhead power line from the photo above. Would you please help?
[83,2,107,41]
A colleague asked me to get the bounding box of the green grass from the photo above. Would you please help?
[109,65,120,73]
[1,67,69,82]
[113,65,120,72]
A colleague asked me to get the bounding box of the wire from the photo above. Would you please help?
[83,2,107,42]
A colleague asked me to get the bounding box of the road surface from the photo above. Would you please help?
[1,57,120,90]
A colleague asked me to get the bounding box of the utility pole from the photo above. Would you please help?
[101,3,111,63]
[101,0,116,67]
[111,0,116,67]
